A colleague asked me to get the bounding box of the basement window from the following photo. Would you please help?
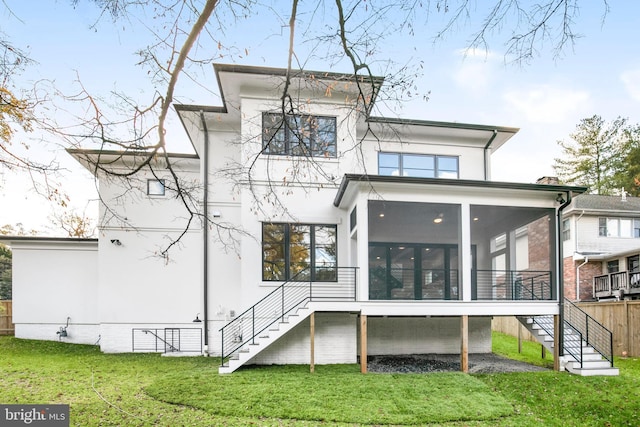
[147,179,166,196]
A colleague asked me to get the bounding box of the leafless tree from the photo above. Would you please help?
[8,0,611,253]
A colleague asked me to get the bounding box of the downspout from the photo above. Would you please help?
[573,210,587,302]
[573,210,585,259]
[200,111,210,352]
[557,191,573,357]
[576,257,589,302]
[483,130,498,180]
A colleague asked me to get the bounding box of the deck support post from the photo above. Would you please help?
[360,314,367,374]
[518,322,522,353]
[460,315,469,373]
[310,312,315,373]
[553,314,560,371]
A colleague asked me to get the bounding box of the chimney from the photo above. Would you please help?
[536,176,560,185]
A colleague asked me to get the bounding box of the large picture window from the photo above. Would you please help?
[378,152,459,178]
[262,113,337,158]
[262,223,337,281]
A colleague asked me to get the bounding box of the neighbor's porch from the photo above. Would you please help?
[594,270,640,300]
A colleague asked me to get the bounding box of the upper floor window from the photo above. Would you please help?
[378,152,459,178]
[262,223,337,282]
[562,218,571,241]
[147,179,166,196]
[262,113,337,158]
[599,217,640,238]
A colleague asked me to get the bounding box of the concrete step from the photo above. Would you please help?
[566,365,620,376]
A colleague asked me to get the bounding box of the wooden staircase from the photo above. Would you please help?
[518,315,619,376]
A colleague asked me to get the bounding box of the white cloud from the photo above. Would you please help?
[621,69,640,102]
[452,49,500,94]
[502,85,590,124]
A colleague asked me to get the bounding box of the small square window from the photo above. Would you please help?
[147,179,166,196]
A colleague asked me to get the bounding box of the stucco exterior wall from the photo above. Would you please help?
[11,240,99,345]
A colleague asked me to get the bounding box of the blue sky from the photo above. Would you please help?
[1,1,640,233]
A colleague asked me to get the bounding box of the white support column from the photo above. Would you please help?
[460,202,472,301]
[356,195,370,302]
[508,229,517,271]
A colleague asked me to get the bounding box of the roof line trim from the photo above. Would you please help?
[333,174,588,207]
[66,148,199,160]
[367,116,519,134]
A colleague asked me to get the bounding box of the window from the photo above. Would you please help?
[378,152,459,178]
[607,260,619,273]
[147,179,166,196]
[262,223,337,281]
[628,255,639,272]
[599,217,640,237]
[562,218,570,241]
[350,207,357,231]
[262,113,337,157]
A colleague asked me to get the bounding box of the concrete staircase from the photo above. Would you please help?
[518,315,619,376]
[219,306,313,374]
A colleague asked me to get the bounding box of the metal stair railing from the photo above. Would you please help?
[132,328,204,353]
[220,267,357,366]
[525,316,585,369]
[564,298,614,367]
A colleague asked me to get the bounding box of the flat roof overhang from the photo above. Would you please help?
[334,174,588,208]
[0,236,98,250]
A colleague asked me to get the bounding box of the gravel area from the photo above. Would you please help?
[367,353,549,374]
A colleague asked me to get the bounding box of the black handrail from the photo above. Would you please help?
[564,298,614,367]
[220,267,357,366]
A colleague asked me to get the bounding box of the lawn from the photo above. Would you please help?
[1,333,639,426]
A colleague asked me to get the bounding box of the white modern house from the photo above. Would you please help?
[2,64,619,375]
[562,193,640,301]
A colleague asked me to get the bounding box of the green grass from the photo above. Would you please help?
[1,334,640,426]
[492,331,555,368]
[147,365,512,425]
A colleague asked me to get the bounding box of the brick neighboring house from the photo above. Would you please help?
[561,193,640,301]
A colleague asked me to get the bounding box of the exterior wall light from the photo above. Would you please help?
[110,239,122,246]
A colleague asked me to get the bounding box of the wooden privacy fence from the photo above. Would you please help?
[0,300,14,335]
[492,301,640,357]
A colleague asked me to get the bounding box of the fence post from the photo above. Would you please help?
[586,316,590,345]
